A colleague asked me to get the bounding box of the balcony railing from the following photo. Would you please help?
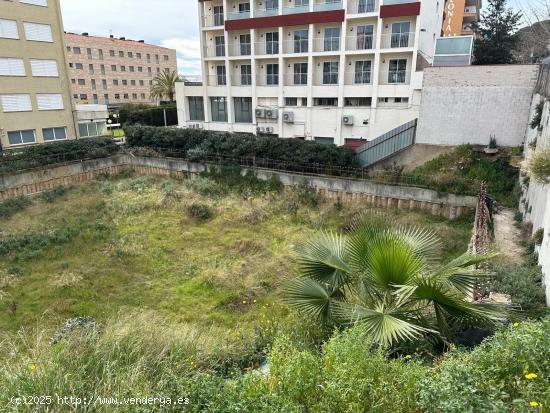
[314,72,339,86]
[344,70,372,85]
[231,74,252,86]
[380,32,414,49]
[284,73,308,86]
[345,34,374,51]
[283,39,309,54]
[228,42,252,56]
[378,70,410,85]
[204,45,226,58]
[256,74,280,86]
[313,0,343,11]
[283,4,310,14]
[382,0,416,4]
[313,37,341,52]
[226,10,250,20]
[255,7,279,17]
[203,14,224,27]
[255,41,280,55]
[347,0,377,13]
[207,74,228,86]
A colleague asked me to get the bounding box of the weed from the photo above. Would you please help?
[39,186,68,203]
[187,202,214,221]
[0,196,31,219]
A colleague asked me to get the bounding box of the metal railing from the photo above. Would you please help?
[284,73,308,86]
[206,74,228,86]
[345,34,374,51]
[203,45,226,58]
[283,4,309,14]
[378,70,410,85]
[313,0,343,11]
[255,7,279,17]
[231,74,252,86]
[226,10,250,20]
[254,41,280,55]
[313,37,341,52]
[228,42,251,56]
[380,32,415,49]
[344,70,372,85]
[347,0,377,13]
[283,39,309,54]
[202,14,225,27]
[256,74,280,86]
[314,72,339,86]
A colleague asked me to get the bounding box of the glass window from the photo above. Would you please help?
[214,6,224,25]
[100,64,105,75]
[266,32,279,54]
[79,122,107,137]
[73,47,81,54]
[119,51,124,57]
[43,127,67,141]
[240,64,252,85]
[314,137,334,145]
[266,63,279,85]
[210,97,228,122]
[215,36,225,56]
[295,0,309,6]
[323,61,339,85]
[344,97,371,106]
[109,50,115,57]
[188,96,205,121]
[216,65,226,85]
[128,52,133,58]
[388,59,407,83]
[293,62,307,85]
[354,60,371,84]
[239,2,250,13]
[314,98,337,106]
[78,79,85,85]
[87,48,92,59]
[391,22,411,47]
[91,79,96,90]
[357,0,375,13]
[75,63,83,70]
[324,27,340,51]
[234,97,252,123]
[104,94,109,104]
[356,25,373,50]
[89,64,94,74]
[285,97,298,106]
[266,0,278,10]
[98,49,104,60]
[293,30,308,53]
[7,130,35,145]
[102,79,107,89]
[240,34,251,55]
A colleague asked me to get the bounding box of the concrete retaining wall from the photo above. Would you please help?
[0,155,478,219]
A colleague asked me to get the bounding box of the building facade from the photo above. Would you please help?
[0,0,77,149]
[64,33,178,107]
[177,0,462,146]
[441,0,481,37]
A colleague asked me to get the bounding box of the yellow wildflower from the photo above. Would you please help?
[30,363,36,370]
[242,300,247,304]
[513,322,520,327]
[404,355,412,360]
[530,401,540,407]
[525,373,538,380]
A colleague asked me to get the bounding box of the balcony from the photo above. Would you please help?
[382,0,416,4]
[256,74,280,86]
[314,72,339,86]
[380,32,414,49]
[313,37,341,53]
[255,7,279,17]
[344,70,372,85]
[228,42,252,56]
[313,0,343,11]
[347,0,377,13]
[378,70,410,85]
[255,41,280,55]
[283,4,310,14]
[204,45,226,58]
[231,74,252,86]
[284,73,308,86]
[207,74,227,86]
[283,39,309,54]
[202,14,224,27]
[345,34,374,51]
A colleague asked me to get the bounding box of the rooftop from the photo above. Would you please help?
[64,32,174,51]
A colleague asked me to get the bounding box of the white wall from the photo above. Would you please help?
[416,65,539,147]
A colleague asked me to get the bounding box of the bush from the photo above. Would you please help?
[39,187,68,203]
[530,100,545,130]
[202,166,282,197]
[0,196,31,218]
[533,228,545,245]
[0,137,118,175]
[119,104,178,127]
[187,202,214,221]
[526,148,550,183]
[185,176,224,198]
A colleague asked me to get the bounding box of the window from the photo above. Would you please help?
[293,62,307,85]
[89,64,94,74]
[43,127,67,141]
[356,25,374,49]
[113,79,119,86]
[139,80,144,86]
[69,63,73,68]
[98,49,104,60]
[345,97,371,106]
[71,79,76,84]
[78,79,85,85]
[357,0,375,13]
[21,0,48,6]
[111,65,117,71]
[87,48,93,59]
[75,63,83,70]
[73,94,78,99]
[266,63,279,85]
[1,94,32,112]
[322,61,339,85]
[240,34,251,55]
[164,54,170,61]
[132,93,137,100]
[119,51,124,57]
[140,93,146,99]
[104,94,109,104]
[100,64,105,75]
[146,53,151,63]
[301,97,308,106]
[129,66,135,72]
[128,52,133,58]
[234,97,252,123]
[388,59,407,83]
[36,94,64,111]
[240,64,252,85]
[210,97,227,122]
[121,65,126,72]
[215,36,225,57]
[295,0,309,6]
[91,79,97,90]
[155,55,159,64]
[266,32,279,54]
[391,22,411,48]
[124,93,129,99]
[24,22,53,42]
[102,79,107,89]
[115,94,120,100]
[79,94,87,100]
[314,97,338,106]
[394,97,409,103]
[7,130,35,146]
[136,53,142,59]
[148,67,152,75]
[238,3,250,14]
[324,27,340,51]
[67,46,71,52]
[354,60,371,84]
[0,58,25,76]
[122,79,128,86]
[314,137,334,145]
[78,121,107,137]
[293,30,308,53]
[129,80,135,86]
[73,47,81,54]
[214,6,224,26]
[378,97,389,103]
[216,65,226,85]
[285,97,298,106]
[109,50,115,57]
[266,0,278,10]
[138,66,143,72]
[0,19,19,40]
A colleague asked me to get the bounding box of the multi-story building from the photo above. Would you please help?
[441,0,481,37]
[64,33,178,107]
[177,0,459,146]
[0,0,77,149]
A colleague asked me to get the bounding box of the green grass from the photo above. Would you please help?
[0,174,472,337]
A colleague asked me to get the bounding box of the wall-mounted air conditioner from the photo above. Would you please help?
[265,108,278,120]
[342,115,354,125]
[255,108,266,118]
[282,112,294,123]
[265,126,274,133]
[256,126,264,133]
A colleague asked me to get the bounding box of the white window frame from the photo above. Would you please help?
[7,129,36,146]
[23,22,53,43]
[36,94,64,111]
[0,58,26,76]
[42,127,67,142]
[0,19,19,40]
[30,59,59,77]
[1,94,32,112]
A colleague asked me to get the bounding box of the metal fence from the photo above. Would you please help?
[535,61,550,98]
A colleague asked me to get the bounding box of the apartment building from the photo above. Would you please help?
[0,0,77,149]
[441,0,481,37]
[177,0,458,146]
[65,33,178,107]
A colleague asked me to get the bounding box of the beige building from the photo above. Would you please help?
[0,0,77,149]
[64,33,178,107]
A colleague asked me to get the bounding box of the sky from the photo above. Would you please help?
[60,0,529,78]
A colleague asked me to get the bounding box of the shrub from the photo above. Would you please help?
[530,100,545,130]
[187,202,214,221]
[202,166,282,197]
[185,176,224,197]
[525,148,550,183]
[294,181,320,208]
[0,196,31,218]
[39,186,68,203]
[533,228,545,245]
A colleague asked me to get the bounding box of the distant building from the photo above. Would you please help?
[64,33,178,107]
[441,0,481,37]
[0,0,77,149]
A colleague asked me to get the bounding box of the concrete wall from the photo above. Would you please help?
[0,155,477,219]
[416,65,539,147]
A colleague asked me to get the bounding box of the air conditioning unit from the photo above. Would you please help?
[265,108,278,120]
[282,112,294,123]
[188,123,203,129]
[256,126,264,134]
[265,126,274,134]
[342,115,354,126]
[255,107,266,118]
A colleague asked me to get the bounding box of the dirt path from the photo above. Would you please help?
[492,208,524,261]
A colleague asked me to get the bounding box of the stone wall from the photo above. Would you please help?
[0,155,478,219]
[416,65,539,147]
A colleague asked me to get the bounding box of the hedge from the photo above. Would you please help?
[119,104,178,127]
[125,125,359,169]
[0,137,119,175]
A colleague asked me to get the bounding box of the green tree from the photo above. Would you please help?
[473,0,522,64]
[285,216,506,346]
[150,70,180,103]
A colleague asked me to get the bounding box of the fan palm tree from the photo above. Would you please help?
[285,216,507,346]
[150,70,180,103]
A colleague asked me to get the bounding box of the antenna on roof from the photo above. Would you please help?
[109,29,113,38]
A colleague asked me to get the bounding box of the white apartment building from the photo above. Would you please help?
[176,0,448,146]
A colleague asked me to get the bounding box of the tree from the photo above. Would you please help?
[473,0,523,65]
[150,71,180,103]
[285,215,506,346]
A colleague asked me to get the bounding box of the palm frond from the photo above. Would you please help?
[395,226,441,262]
[432,252,497,294]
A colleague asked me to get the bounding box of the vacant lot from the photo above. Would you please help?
[0,174,473,336]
